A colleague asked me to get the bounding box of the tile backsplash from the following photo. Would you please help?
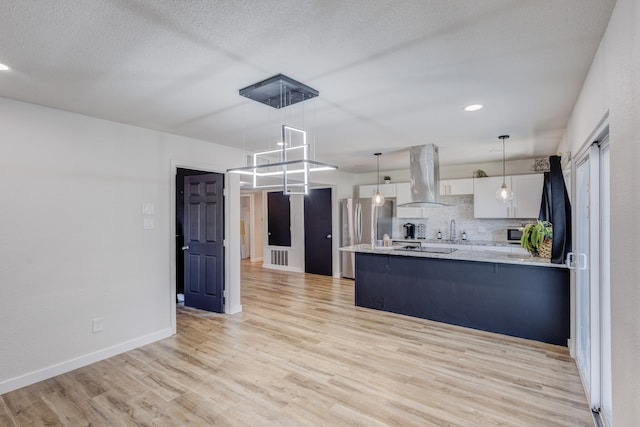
[392,195,536,241]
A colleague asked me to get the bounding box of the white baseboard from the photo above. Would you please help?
[0,328,174,395]
[227,304,243,314]
[262,263,303,273]
[567,338,575,357]
[250,256,263,262]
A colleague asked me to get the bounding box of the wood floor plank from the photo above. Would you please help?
[0,260,592,426]
[0,397,17,427]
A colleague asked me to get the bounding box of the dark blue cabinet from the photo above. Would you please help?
[355,253,569,345]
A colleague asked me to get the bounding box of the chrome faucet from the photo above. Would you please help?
[450,219,456,241]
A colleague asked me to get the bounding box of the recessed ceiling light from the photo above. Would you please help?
[0,63,9,71]
[464,104,483,112]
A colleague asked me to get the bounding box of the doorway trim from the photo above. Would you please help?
[169,159,242,334]
[248,192,264,262]
[570,113,611,423]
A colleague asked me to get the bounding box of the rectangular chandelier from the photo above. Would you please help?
[230,75,335,194]
[228,126,337,195]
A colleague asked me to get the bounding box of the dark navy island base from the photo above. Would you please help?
[355,252,569,346]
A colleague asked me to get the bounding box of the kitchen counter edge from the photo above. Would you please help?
[340,244,566,268]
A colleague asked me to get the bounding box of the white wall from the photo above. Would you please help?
[312,169,359,199]
[0,97,244,393]
[559,0,639,424]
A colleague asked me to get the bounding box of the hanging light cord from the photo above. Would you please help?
[377,154,380,190]
[502,137,506,184]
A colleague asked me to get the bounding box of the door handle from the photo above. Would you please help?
[355,203,362,243]
[566,252,575,269]
[181,246,189,251]
[566,252,588,270]
[326,234,332,239]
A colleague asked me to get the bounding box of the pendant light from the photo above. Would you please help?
[496,135,514,203]
[372,152,385,207]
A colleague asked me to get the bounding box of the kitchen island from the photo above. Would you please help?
[341,244,569,345]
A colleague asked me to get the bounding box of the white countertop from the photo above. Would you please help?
[340,244,566,268]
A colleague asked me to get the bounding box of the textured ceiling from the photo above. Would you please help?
[0,0,616,173]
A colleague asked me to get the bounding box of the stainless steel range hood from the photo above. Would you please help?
[398,144,444,206]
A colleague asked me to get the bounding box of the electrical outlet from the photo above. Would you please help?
[478,226,486,233]
[92,318,104,333]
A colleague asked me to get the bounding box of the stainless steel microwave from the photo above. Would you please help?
[507,228,523,241]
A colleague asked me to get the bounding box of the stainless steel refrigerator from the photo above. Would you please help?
[340,198,393,278]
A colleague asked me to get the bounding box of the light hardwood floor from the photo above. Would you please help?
[1,261,592,426]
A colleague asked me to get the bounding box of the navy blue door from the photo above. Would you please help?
[304,188,333,276]
[183,174,224,312]
[267,191,291,247]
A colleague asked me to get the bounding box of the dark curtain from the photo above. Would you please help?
[538,155,572,264]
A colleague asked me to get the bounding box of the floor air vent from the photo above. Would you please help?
[271,250,289,266]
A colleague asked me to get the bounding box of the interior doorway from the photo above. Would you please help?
[176,168,209,300]
[176,168,225,313]
[243,186,334,275]
[304,187,333,276]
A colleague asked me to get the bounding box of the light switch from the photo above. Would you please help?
[142,202,155,215]
[143,218,155,229]
[92,318,104,333]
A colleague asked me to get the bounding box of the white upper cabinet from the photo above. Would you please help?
[473,176,508,218]
[511,174,545,219]
[358,183,396,198]
[473,174,544,218]
[395,182,428,218]
[395,182,412,204]
[439,178,474,195]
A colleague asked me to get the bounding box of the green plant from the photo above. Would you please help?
[520,221,553,255]
[383,175,391,181]
[473,169,488,178]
